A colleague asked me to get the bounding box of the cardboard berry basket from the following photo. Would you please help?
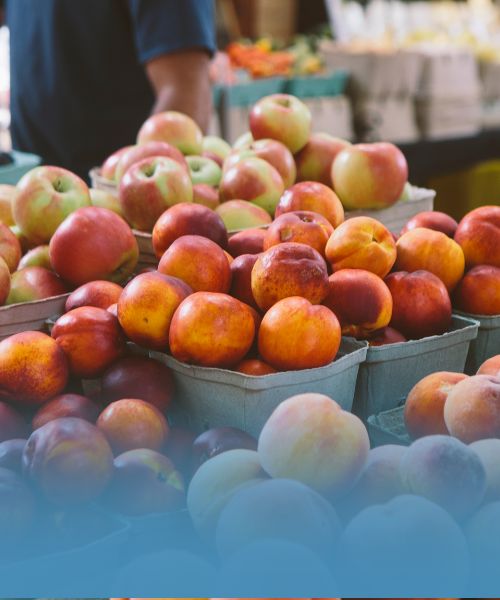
[150,338,368,437]
[351,315,479,421]
[367,402,411,448]
[0,150,41,184]
[455,310,500,375]
[0,293,70,340]
[344,185,436,235]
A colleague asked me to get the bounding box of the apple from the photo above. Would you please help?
[89,188,123,216]
[216,200,272,232]
[0,258,9,305]
[202,135,232,166]
[233,131,254,149]
[0,222,21,272]
[101,145,134,181]
[18,245,52,270]
[186,156,222,186]
[119,156,193,231]
[49,206,139,286]
[13,166,91,244]
[114,140,188,182]
[332,143,408,210]
[137,110,203,155]
[295,133,351,186]
[9,225,35,254]
[6,267,68,305]
[219,157,285,216]
[249,94,312,153]
[0,185,16,226]
[193,183,219,210]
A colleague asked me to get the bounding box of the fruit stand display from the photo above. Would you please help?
[0,92,499,595]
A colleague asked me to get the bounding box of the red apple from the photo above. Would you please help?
[137,111,203,155]
[193,183,220,210]
[249,94,312,153]
[0,222,21,272]
[332,142,408,210]
[454,205,500,269]
[115,140,188,182]
[295,133,351,186]
[202,135,232,167]
[49,206,139,286]
[101,145,134,181]
[13,166,91,244]
[119,156,193,231]
[6,267,68,305]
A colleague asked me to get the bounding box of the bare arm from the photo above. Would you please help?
[145,49,212,133]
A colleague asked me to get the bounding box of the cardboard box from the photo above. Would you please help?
[354,96,419,143]
[352,315,479,421]
[151,338,368,437]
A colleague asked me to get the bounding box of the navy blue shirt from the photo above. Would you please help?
[4,0,216,179]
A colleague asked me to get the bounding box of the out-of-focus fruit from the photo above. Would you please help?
[32,394,100,430]
[89,188,123,217]
[0,439,26,472]
[192,183,220,210]
[186,155,222,186]
[0,184,16,226]
[295,133,350,186]
[0,257,9,305]
[115,140,187,182]
[101,145,134,181]
[276,181,344,228]
[454,265,500,315]
[368,327,407,346]
[137,111,204,155]
[264,210,333,257]
[477,355,500,378]
[258,297,341,370]
[202,135,232,166]
[454,205,500,268]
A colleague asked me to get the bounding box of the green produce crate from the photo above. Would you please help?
[352,315,479,421]
[367,404,411,447]
[0,150,41,184]
[455,310,500,374]
[151,338,368,437]
[220,77,287,108]
[284,70,348,98]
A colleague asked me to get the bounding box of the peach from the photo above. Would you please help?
[478,355,500,378]
[227,228,267,256]
[0,401,28,442]
[395,228,465,292]
[158,235,231,293]
[454,205,500,268]
[215,478,342,560]
[295,133,351,186]
[65,280,123,312]
[192,427,258,472]
[17,245,52,271]
[454,265,500,315]
[192,183,219,210]
[401,210,458,238]
[229,253,260,309]
[325,216,396,278]
[219,157,285,216]
[0,257,9,305]
[97,398,169,455]
[444,375,500,443]
[341,444,408,516]
[323,269,393,338]
[100,356,174,413]
[400,434,487,518]
[234,358,277,376]
[215,199,272,232]
[52,306,126,378]
[0,467,36,541]
[23,417,114,505]
[187,448,267,539]
[251,242,329,311]
[263,211,333,257]
[0,439,27,473]
[0,184,16,226]
[118,271,192,350]
[470,439,500,501]
[0,222,21,272]
[107,448,184,515]
[6,266,68,305]
[368,327,407,346]
[332,142,408,210]
[385,270,452,339]
[169,292,255,368]
[152,203,228,258]
[0,331,68,407]
[258,297,341,370]
[32,394,101,429]
[258,393,369,497]
[276,181,344,228]
[403,371,469,439]
[49,206,139,286]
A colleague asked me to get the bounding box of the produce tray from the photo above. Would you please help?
[151,338,368,437]
[89,167,117,194]
[455,310,500,374]
[344,185,435,235]
[0,293,70,340]
[367,404,411,447]
[352,315,479,421]
[0,150,41,184]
